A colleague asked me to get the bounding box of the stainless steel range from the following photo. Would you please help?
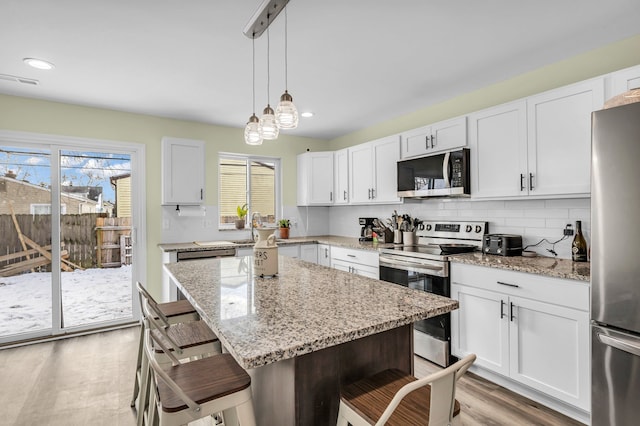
[379,220,488,367]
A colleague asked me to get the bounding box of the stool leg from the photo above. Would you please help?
[235,399,256,426]
[131,324,144,407]
[137,350,150,426]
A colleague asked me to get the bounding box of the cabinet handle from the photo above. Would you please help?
[425,136,429,150]
[344,190,347,201]
[500,300,506,319]
[510,302,516,322]
[325,248,328,258]
[529,173,534,191]
[330,191,333,201]
[520,174,525,191]
[430,135,435,149]
[200,188,204,200]
[371,188,376,199]
[497,281,519,288]
[347,254,357,258]
[368,188,371,199]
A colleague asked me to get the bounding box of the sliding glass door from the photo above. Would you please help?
[0,133,145,345]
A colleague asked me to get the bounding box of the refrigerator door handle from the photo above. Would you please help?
[598,332,640,357]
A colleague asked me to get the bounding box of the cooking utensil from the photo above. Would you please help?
[438,243,477,254]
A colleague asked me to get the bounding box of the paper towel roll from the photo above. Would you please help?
[176,205,206,217]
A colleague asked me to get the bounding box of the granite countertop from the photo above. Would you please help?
[163,256,458,369]
[158,235,392,253]
[450,252,590,282]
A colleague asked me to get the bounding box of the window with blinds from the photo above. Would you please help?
[218,154,280,228]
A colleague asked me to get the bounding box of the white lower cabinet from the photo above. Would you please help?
[330,246,379,279]
[278,245,300,259]
[299,244,318,263]
[450,263,590,412]
[317,244,331,267]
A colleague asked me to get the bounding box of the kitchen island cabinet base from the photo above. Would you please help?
[247,324,413,425]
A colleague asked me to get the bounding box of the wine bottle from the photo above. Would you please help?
[571,220,588,262]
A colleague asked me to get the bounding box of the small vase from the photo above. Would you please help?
[279,227,289,239]
[235,219,245,229]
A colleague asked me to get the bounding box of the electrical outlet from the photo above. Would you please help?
[564,224,574,236]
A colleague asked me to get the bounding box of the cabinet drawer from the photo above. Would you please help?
[451,263,589,311]
[331,259,379,279]
[331,246,379,267]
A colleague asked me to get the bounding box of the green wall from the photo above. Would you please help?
[329,34,640,150]
[0,95,326,297]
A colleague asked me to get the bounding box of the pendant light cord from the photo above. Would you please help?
[252,35,256,115]
[284,6,288,90]
[266,20,271,105]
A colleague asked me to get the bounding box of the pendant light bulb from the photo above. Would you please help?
[276,90,299,129]
[245,114,263,145]
[260,104,279,140]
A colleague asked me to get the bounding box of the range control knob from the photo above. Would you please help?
[426,224,432,231]
[465,225,472,232]
[475,225,483,233]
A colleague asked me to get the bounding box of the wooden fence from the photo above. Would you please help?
[0,214,131,272]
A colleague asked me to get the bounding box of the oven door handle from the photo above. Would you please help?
[442,151,451,188]
[379,258,447,277]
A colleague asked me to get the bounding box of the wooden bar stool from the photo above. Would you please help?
[131,282,199,409]
[337,354,476,426]
[144,328,256,426]
[135,283,221,426]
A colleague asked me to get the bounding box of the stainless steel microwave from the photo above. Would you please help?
[397,148,470,198]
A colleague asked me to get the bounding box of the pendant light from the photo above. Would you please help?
[275,6,298,129]
[259,22,279,140]
[244,36,263,145]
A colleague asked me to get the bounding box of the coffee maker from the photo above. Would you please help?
[359,217,376,241]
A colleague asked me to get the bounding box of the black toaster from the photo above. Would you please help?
[482,234,523,256]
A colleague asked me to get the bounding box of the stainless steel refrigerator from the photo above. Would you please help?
[591,101,640,426]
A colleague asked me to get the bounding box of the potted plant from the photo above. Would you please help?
[278,219,290,239]
[236,204,248,229]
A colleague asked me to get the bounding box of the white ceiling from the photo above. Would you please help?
[2,0,640,140]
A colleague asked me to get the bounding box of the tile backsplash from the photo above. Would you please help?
[328,198,591,260]
[162,198,590,260]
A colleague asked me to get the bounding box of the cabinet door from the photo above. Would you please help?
[469,101,528,198]
[526,78,604,196]
[372,136,401,203]
[317,244,331,267]
[300,244,318,263]
[400,125,431,159]
[431,116,467,153]
[297,152,334,205]
[161,137,205,205]
[279,245,300,259]
[451,284,510,376]
[610,64,640,96]
[348,144,374,204]
[334,149,349,204]
[331,259,353,274]
[509,296,590,410]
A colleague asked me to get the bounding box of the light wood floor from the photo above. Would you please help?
[0,327,583,425]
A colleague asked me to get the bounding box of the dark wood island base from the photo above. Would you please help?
[248,325,413,425]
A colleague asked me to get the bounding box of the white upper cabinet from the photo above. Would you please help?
[349,135,401,204]
[610,64,640,96]
[526,78,603,196]
[470,100,528,198]
[333,148,349,205]
[161,137,205,205]
[400,116,467,159]
[471,78,604,198]
[297,151,334,206]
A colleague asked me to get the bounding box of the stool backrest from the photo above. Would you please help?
[136,281,170,326]
[376,353,476,426]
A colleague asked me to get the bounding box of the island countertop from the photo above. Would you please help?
[163,255,458,369]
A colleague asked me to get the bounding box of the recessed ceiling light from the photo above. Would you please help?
[23,58,55,70]
[301,112,314,118]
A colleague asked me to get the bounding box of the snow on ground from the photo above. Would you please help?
[0,266,132,337]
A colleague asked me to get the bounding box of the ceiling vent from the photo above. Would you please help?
[0,73,39,85]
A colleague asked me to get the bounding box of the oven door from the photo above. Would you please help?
[379,258,450,341]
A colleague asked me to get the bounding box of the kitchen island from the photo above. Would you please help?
[163,255,458,425]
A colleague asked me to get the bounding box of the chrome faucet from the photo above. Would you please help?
[251,212,262,242]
